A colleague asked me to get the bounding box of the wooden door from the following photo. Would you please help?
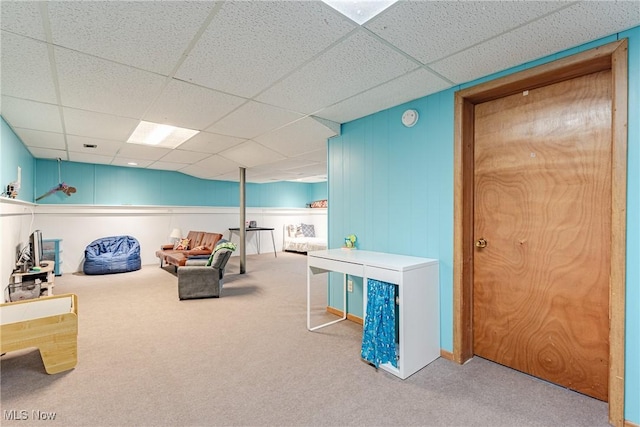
[472,70,612,401]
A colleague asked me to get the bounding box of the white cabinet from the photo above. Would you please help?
[307,249,439,379]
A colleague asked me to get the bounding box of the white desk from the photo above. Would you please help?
[307,249,439,379]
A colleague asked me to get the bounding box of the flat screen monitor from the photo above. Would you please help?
[29,229,43,268]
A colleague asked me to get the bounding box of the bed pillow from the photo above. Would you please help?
[300,223,315,237]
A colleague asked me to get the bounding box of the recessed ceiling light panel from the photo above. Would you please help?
[321,0,398,25]
[127,121,199,149]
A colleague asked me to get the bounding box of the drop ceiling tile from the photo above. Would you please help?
[430,1,640,84]
[157,149,205,165]
[13,128,66,150]
[220,141,285,168]
[47,2,217,75]
[256,30,419,114]
[117,144,171,161]
[193,154,244,176]
[28,147,68,160]
[147,161,191,171]
[207,101,304,139]
[287,162,328,177]
[0,1,46,40]
[175,1,356,98]
[55,47,166,117]
[110,158,153,168]
[178,132,245,154]
[144,79,246,130]
[68,152,114,165]
[253,157,318,172]
[0,33,57,103]
[365,1,567,64]
[1,97,63,133]
[255,117,337,157]
[63,108,139,141]
[179,164,219,180]
[316,68,451,123]
[293,149,328,163]
[66,135,124,156]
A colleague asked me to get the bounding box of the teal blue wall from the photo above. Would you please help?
[328,28,639,422]
[32,159,325,207]
[309,181,328,204]
[1,118,35,202]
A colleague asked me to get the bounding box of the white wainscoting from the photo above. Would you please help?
[28,205,327,274]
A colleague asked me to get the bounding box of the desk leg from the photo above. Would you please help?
[256,231,261,254]
[307,270,347,332]
[270,230,277,258]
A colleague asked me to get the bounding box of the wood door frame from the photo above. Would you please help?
[453,39,628,426]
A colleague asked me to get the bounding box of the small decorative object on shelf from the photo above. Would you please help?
[343,234,357,249]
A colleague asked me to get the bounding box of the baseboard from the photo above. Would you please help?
[440,349,455,361]
[625,420,639,427]
[326,306,363,325]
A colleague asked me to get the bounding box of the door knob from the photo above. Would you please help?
[475,238,488,248]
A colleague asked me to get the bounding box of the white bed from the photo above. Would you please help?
[283,224,327,253]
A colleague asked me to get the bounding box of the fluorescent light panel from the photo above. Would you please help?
[127,121,199,149]
[321,0,398,25]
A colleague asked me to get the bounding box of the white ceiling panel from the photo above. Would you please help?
[116,144,171,161]
[110,158,153,168]
[1,97,63,133]
[0,1,46,41]
[287,162,329,177]
[207,101,304,139]
[178,132,246,155]
[66,135,124,157]
[220,140,285,168]
[27,147,68,160]
[144,79,246,130]
[255,117,338,157]
[158,149,204,165]
[0,33,57,103]
[147,161,191,172]
[179,164,219,180]
[365,1,568,65]
[192,154,244,177]
[431,1,640,84]
[253,156,318,172]
[62,108,139,142]
[316,68,451,123]
[55,47,167,117]
[175,1,356,98]
[13,128,65,150]
[68,152,114,165]
[256,29,419,114]
[1,1,638,184]
[47,1,217,75]
[293,149,328,163]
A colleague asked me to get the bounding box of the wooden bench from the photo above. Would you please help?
[1,294,78,374]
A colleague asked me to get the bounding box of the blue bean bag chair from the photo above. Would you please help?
[84,235,141,275]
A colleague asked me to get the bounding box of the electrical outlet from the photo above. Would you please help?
[347,279,353,293]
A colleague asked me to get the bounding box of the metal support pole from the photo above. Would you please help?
[239,167,246,274]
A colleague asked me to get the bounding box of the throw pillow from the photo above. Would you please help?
[174,238,190,250]
[300,223,315,237]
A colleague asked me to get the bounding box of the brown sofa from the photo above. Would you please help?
[155,231,223,268]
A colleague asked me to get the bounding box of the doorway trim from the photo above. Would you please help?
[453,39,628,426]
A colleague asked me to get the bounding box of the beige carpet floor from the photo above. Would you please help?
[1,252,608,426]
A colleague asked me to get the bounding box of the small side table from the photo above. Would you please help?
[228,227,277,258]
[6,261,55,302]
